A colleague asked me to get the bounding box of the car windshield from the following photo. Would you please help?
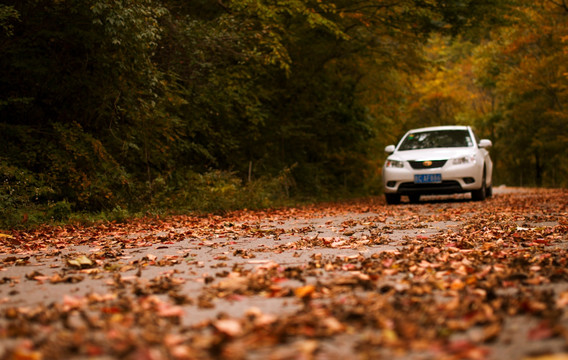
[398,130,473,150]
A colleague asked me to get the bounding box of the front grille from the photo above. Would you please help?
[398,180,463,195]
[409,160,447,169]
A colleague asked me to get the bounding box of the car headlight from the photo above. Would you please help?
[385,159,404,168]
[452,155,476,165]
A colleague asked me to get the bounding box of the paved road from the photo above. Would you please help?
[0,186,566,359]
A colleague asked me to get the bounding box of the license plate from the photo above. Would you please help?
[414,174,442,184]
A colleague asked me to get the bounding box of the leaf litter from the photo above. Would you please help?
[0,188,566,359]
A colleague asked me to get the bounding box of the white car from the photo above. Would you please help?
[383,125,493,204]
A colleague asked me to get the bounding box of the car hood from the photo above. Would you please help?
[390,148,475,161]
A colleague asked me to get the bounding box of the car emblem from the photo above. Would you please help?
[423,161,432,167]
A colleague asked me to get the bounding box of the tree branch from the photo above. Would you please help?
[217,0,230,13]
[547,0,568,13]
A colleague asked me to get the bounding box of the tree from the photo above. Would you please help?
[0,0,171,210]
[472,1,568,186]
[0,0,532,225]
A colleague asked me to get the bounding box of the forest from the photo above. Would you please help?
[0,0,566,226]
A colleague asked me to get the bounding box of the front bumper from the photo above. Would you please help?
[383,162,483,195]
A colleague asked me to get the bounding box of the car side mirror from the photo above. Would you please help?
[478,139,492,148]
[384,145,396,153]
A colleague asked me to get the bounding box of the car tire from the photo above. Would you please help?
[385,194,401,205]
[408,194,420,203]
[486,184,493,198]
[471,170,487,201]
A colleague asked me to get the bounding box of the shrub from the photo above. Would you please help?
[0,161,54,228]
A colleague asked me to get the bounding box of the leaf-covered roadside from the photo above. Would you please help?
[0,188,567,359]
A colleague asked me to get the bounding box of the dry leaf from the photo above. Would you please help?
[214,319,243,337]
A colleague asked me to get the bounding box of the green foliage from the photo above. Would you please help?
[0,4,19,35]
[46,200,73,222]
[0,161,52,227]
[2,0,547,228]
[152,170,292,214]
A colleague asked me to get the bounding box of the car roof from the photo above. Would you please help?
[406,125,471,133]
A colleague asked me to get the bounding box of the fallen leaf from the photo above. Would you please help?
[66,255,94,269]
[214,319,243,337]
[294,285,316,299]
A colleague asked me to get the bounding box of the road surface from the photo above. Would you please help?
[0,186,566,359]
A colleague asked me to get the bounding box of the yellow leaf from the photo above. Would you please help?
[294,285,316,299]
[67,255,94,269]
[382,329,398,343]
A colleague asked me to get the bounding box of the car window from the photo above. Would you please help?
[398,130,473,150]
[473,131,480,145]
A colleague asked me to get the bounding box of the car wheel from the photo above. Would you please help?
[486,184,493,198]
[471,170,487,201]
[385,194,401,205]
[408,194,420,203]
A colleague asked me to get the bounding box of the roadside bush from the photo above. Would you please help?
[46,200,73,222]
[154,170,292,214]
[0,161,54,228]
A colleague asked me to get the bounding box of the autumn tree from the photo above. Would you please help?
[0,0,527,226]
[393,1,567,187]
[471,1,568,187]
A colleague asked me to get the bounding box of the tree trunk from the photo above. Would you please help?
[535,151,542,187]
